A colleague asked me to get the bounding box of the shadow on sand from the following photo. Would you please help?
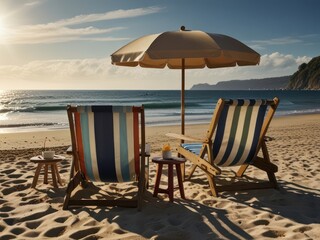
[69,191,253,240]
[220,178,320,225]
[63,177,320,239]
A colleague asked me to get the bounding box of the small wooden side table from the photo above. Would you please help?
[152,156,186,202]
[30,155,65,188]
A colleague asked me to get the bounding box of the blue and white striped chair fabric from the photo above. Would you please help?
[182,99,269,167]
[74,106,141,183]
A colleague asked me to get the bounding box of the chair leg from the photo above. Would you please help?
[267,171,278,189]
[63,171,83,210]
[205,173,218,197]
[138,157,146,211]
[63,182,73,210]
[137,175,145,211]
[256,142,278,189]
[236,164,249,177]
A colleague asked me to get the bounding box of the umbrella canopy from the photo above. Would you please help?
[111,26,260,137]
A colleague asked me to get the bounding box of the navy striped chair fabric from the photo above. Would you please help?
[63,105,146,210]
[174,98,279,197]
[182,99,269,167]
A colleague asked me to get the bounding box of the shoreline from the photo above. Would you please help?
[0,112,319,239]
[1,113,320,151]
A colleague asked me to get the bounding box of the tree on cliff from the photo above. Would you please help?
[287,56,320,90]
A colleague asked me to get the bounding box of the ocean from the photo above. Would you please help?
[0,90,319,133]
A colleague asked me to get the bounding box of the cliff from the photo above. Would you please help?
[287,56,320,90]
[190,76,290,90]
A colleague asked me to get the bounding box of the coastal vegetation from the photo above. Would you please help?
[287,56,320,90]
[191,56,320,90]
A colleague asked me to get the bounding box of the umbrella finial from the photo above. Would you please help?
[180,26,186,31]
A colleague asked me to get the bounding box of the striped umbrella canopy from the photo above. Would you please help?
[111,26,260,138]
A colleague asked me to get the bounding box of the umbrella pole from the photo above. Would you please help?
[181,58,185,144]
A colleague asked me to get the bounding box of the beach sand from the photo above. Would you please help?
[0,114,319,239]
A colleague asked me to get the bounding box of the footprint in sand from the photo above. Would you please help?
[7,174,23,179]
[16,161,28,166]
[25,220,43,230]
[0,224,5,232]
[68,227,100,239]
[7,179,28,184]
[262,229,286,238]
[0,234,17,239]
[19,205,56,223]
[2,184,30,195]
[1,169,16,175]
[43,226,67,238]
[83,220,98,226]
[22,231,40,238]
[0,206,15,212]
[54,216,69,223]
[10,227,26,235]
[252,219,270,226]
[3,217,16,226]
[293,226,313,233]
[20,198,43,206]
[0,175,6,182]
[0,213,9,218]
[113,228,126,234]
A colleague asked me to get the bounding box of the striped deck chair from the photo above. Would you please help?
[167,98,279,197]
[63,105,146,210]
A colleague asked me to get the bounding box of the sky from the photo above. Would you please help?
[0,0,319,90]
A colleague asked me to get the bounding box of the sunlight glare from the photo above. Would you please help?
[0,17,7,42]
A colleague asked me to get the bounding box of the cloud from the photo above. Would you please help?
[250,34,320,50]
[53,7,162,27]
[260,52,312,69]
[250,37,303,50]
[24,1,43,7]
[252,37,302,47]
[0,52,312,90]
[2,7,162,45]
[8,26,127,44]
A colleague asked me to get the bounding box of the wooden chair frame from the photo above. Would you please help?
[169,98,279,197]
[63,105,146,210]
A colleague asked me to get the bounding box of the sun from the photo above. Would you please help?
[0,17,7,40]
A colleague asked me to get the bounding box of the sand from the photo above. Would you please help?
[0,114,319,239]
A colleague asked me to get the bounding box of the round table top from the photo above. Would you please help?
[152,156,186,164]
[30,155,65,163]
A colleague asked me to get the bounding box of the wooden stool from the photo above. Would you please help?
[152,156,186,202]
[30,155,65,188]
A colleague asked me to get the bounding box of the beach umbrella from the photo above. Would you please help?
[111,26,260,138]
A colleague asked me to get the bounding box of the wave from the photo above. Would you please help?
[144,102,200,109]
[0,122,59,128]
[276,108,320,116]
[0,101,203,113]
[0,106,67,113]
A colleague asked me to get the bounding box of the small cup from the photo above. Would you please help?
[162,150,172,159]
[42,151,55,160]
[145,143,151,155]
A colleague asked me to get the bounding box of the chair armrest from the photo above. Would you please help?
[166,133,203,142]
